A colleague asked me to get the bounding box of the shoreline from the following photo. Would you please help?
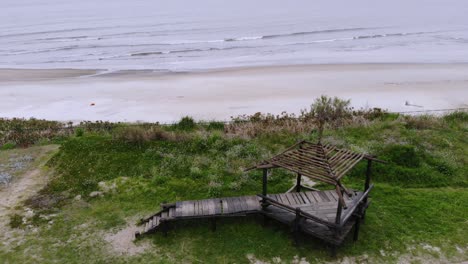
[0,63,467,122]
[2,62,468,80]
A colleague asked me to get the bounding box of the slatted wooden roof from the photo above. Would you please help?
[248,140,374,186]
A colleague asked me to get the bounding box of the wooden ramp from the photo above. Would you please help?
[137,195,261,235]
[136,189,368,246]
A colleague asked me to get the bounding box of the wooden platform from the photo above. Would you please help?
[137,189,368,246]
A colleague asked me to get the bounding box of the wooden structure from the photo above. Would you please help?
[136,140,384,254]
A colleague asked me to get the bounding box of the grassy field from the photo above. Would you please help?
[0,112,467,263]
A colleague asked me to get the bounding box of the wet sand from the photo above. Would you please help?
[0,64,467,123]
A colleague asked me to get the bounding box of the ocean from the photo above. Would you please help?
[1,0,467,71]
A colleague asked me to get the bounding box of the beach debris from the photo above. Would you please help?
[90,103,96,106]
[405,101,423,108]
[89,191,103,198]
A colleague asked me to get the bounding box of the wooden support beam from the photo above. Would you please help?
[296,173,302,192]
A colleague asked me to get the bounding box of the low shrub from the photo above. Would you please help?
[75,128,84,137]
[174,116,196,131]
[443,110,468,123]
[9,214,23,229]
[403,115,442,130]
[206,121,225,131]
[1,142,16,150]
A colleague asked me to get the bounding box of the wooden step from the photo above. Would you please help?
[169,207,175,218]
[161,211,168,219]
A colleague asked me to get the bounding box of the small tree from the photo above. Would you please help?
[309,95,351,143]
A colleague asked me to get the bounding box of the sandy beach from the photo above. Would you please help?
[0,63,467,123]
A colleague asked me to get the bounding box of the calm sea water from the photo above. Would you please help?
[1,0,467,71]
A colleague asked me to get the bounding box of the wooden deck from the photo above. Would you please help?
[137,189,368,246]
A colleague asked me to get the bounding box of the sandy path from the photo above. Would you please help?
[0,64,467,123]
[0,145,59,230]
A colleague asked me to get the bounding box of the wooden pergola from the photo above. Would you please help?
[247,140,385,251]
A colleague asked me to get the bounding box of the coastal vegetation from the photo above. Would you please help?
[0,102,467,263]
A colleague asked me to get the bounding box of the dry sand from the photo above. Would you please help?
[0,64,467,123]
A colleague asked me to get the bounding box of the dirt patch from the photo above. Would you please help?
[104,223,150,256]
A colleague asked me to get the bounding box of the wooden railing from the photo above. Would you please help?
[340,184,373,225]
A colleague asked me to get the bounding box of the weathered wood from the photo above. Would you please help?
[335,186,344,226]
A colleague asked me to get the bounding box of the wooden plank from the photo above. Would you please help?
[175,202,182,217]
[196,200,202,216]
[305,192,318,203]
[228,197,240,213]
[245,196,259,210]
[201,200,210,215]
[202,200,208,215]
[329,190,339,202]
[288,193,298,204]
[280,193,290,205]
[318,191,331,202]
[299,192,312,204]
[311,192,323,203]
[286,193,298,205]
[215,199,222,214]
[323,191,336,202]
[222,199,229,214]
[294,192,306,204]
[276,193,285,204]
[238,197,248,212]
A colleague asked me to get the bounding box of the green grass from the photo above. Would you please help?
[1,112,467,263]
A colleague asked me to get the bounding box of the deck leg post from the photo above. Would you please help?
[330,245,337,257]
[211,218,217,232]
[262,214,268,226]
[293,208,301,246]
[353,218,361,242]
[261,169,269,208]
[162,221,168,237]
[361,159,372,223]
[295,173,302,192]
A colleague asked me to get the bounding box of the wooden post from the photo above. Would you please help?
[295,173,302,192]
[362,159,372,220]
[365,159,372,191]
[330,245,337,257]
[262,168,268,196]
[162,221,168,237]
[211,218,217,232]
[261,168,269,209]
[335,186,344,226]
[293,208,301,245]
[353,218,361,242]
[335,200,343,226]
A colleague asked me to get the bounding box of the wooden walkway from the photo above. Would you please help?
[137,189,368,246]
